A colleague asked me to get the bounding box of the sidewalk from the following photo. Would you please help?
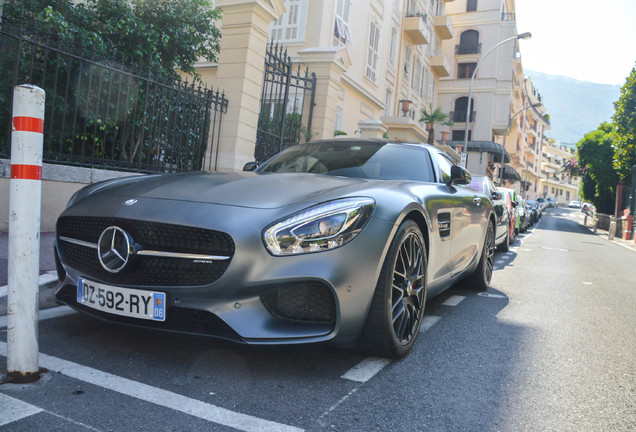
[0,231,59,314]
[579,214,636,252]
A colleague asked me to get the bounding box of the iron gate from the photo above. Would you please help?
[255,42,316,163]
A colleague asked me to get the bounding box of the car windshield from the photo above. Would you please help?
[258,141,435,182]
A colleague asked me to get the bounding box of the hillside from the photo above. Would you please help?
[525,70,621,147]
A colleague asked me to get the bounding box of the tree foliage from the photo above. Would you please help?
[577,122,619,214]
[419,107,453,145]
[3,0,222,81]
[612,64,636,183]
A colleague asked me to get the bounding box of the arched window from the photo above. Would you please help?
[456,30,481,55]
[467,0,477,12]
[452,97,475,122]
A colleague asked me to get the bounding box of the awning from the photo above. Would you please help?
[445,141,510,163]
[498,164,521,181]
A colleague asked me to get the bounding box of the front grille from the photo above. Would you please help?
[261,282,336,325]
[57,216,234,287]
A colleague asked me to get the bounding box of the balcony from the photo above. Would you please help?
[501,12,516,21]
[433,15,454,40]
[455,43,482,55]
[403,14,430,45]
[450,110,476,123]
[430,55,450,77]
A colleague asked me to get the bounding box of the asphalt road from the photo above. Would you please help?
[1,207,635,431]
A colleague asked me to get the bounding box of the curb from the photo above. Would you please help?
[0,272,59,315]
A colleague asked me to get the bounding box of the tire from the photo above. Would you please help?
[465,222,495,292]
[359,220,427,358]
[497,229,509,252]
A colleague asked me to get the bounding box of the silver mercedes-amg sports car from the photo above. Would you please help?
[54,138,496,358]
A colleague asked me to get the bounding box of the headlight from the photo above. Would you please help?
[263,198,375,256]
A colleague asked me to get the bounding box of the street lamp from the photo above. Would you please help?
[462,32,532,169]
[499,102,541,186]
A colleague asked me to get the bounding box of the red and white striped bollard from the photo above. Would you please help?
[7,84,45,383]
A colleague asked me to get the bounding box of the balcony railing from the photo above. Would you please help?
[450,110,476,122]
[501,12,516,21]
[455,43,482,55]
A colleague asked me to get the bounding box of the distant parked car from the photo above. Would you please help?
[526,200,540,224]
[536,198,548,211]
[569,200,581,208]
[516,197,528,233]
[498,187,517,248]
[547,198,558,208]
[469,175,510,252]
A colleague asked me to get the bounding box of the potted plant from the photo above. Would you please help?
[419,107,453,145]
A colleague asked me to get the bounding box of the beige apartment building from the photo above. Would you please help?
[540,141,580,205]
[436,0,519,176]
[194,0,460,169]
[503,76,551,200]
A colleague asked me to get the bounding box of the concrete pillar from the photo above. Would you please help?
[358,119,387,139]
[297,47,350,141]
[212,0,285,171]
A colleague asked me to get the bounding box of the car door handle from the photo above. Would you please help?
[473,196,482,206]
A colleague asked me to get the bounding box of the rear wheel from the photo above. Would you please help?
[497,230,509,252]
[466,222,495,291]
[359,220,427,358]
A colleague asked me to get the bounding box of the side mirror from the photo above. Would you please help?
[492,191,503,200]
[448,165,471,186]
[243,161,259,172]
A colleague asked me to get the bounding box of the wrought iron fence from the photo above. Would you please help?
[0,10,228,173]
[255,42,316,163]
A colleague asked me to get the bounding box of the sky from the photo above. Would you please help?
[515,0,636,86]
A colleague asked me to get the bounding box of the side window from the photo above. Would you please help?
[437,154,453,183]
[485,178,496,196]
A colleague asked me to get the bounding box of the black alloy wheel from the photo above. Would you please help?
[466,221,495,291]
[360,220,427,358]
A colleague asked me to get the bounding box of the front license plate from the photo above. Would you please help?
[77,278,166,322]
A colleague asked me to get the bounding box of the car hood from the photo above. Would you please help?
[88,171,372,209]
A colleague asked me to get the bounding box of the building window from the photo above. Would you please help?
[413,59,422,92]
[334,0,352,44]
[404,44,412,83]
[335,106,344,132]
[467,0,477,12]
[366,19,381,81]
[270,0,307,42]
[456,30,481,55]
[458,62,476,79]
[452,96,475,122]
[452,130,471,141]
[389,27,397,67]
[384,89,393,116]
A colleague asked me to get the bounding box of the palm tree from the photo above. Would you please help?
[419,107,453,145]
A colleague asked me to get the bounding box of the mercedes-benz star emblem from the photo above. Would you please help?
[98,226,133,273]
[123,199,137,206]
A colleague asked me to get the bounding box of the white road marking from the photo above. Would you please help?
[582,282,593,285]
[540,246,569,252]
[611,240,636,252]
[0,393,42,427]
[341,357,392,383]
[442,295,465,306]
[0,342,303,432]
[0,274,57,299]
[477,292,507,299]
[0,306,76,329]
[420,315,441,333]
[317,388,358,425]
